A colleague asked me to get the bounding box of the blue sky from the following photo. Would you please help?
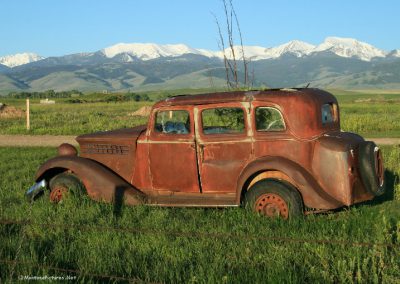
[1,0,399,57]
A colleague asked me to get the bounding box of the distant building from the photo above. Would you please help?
[40,98,56,104]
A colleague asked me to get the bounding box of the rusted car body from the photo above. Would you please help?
[28,88,385,218]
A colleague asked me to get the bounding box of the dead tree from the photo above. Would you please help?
[214,0,249,89]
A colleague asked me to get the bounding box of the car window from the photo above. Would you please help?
[154,110,190,134]
[321,103,337,125]
[202,107,245,134]
[255,107,285,131]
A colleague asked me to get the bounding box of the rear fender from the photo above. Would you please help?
[36,156,144,205]
[237,156,344,209]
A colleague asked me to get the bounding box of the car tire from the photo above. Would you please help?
[358,141,385,196]
[49,173,85,203]
[244,179,303,219]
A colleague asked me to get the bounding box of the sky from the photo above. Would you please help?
[1,0,399,57]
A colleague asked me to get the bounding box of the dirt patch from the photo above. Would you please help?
[354,98,400,103]
[0,135,77,147]
[0,135,398,147]
[0,104,25,118]
[128,106,152,117]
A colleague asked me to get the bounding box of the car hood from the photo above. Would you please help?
[76,125,147,143]
[75,125,147,183]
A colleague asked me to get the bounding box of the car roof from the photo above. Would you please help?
[153,88,335,107]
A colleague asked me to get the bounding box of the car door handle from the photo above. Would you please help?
[199,144,205,162]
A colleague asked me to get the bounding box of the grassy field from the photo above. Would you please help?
[0,89,399,137]
[0,146,399,282]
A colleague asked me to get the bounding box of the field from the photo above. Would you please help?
[0,89,399,282]
[0,146,399,282]
[0,89,399,137]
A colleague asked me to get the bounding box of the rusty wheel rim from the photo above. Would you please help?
[254,193,289,219]
[374,147,384,187]
[49,186,68,203]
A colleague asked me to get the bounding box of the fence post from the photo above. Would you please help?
[26,98,30,130]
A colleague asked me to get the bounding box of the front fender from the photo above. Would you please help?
[237,156,343,209]
[36,156,145,205]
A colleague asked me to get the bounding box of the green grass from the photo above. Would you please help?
[0,146,399,282]
[1,89,400,137]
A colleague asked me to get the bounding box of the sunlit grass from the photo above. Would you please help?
[0,146,399,282]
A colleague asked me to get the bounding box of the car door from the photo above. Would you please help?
[148,106,200,193]
[194,103,253,193]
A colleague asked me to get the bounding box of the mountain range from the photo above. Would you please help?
[1,36,399,94]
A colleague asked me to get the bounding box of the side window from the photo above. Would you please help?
[154,110,190,134]
[255,107,285,131]
[202,107,245,134]
[321,103,338,125]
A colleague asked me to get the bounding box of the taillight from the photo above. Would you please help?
[374,146,384,187]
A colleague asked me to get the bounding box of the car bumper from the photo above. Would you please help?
[26,179,47,201]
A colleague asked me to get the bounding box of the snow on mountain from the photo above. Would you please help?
[2,37,395,68]
[214,46,265,60]
[391,49,400,57]
[100,38,392,62]
[0,52,45,67]
[313,37,386,61]
[102,43,218,61]
[216,40,315,61]
[264,40,315,58]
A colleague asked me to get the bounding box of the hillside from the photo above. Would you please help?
[1,37,400,94]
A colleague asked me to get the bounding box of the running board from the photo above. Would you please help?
[145,192,238,207]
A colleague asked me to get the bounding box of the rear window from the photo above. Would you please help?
[255,107,285,131]
[321,103,338,125]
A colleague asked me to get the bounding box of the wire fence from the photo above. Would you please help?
[1,217,398,281]
[1,218,398,249]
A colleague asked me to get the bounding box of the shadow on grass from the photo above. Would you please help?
[113,186,126,219]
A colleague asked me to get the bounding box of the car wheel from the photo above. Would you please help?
[358,141,385,196]
[245,179,303,219]
[49,173,84,203]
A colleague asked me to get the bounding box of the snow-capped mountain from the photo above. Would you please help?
[390,49,400,57]
[101,43,217,61]
[0,52,45,67]
[313,37,386,61]
[264,40,315,59]
[218,40,315,61]
[1,36,400,93]
[100,37,389,62]
[0,37,397,70]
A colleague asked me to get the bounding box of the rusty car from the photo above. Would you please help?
[27,88,385,219]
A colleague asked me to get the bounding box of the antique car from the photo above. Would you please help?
[27,88,385,219]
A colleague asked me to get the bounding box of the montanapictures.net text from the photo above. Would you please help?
[19,275,77,281]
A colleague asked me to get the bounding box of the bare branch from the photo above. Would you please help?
[212,12,232,88]
[230,0,248,87]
